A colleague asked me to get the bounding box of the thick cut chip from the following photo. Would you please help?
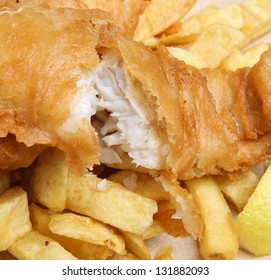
[216,170,259,212]
[31,148,68,211]
[120,231,151,260]
[0,171,10,196]
[0,187,31,251]
[161,4,243,45]
[66,172,158,234]
[134,0,196,41]
[8,230,77,260]
[220,43,269,71]
[240,0,271,45]
[186,177,239,260]
[168,23,246,69]
[29,203,112,260]
[49,213,126,255]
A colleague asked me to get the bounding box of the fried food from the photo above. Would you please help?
[167,23,246,69]
[186,177,239,260]
[48,212,126,255]
[8,230,78,260]
[0,134,45,171]
[0,7,113,173]
[2,7,271,261]
[0,0,147,39]
[0,187,32,251]
[220,43,270,71]
[29,203,113,260]
[157,45,271,179]
[66,171,158,234]
[161,4,244,45]
[120,231,151,260]
[30,148,68,211]
[216,170,259,212]
[133,0,196,42]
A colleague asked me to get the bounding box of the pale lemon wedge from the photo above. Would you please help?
[235,164,271,256]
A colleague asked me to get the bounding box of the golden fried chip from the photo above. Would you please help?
[134,0,196,41]
[49,213,126,255]
[8,230,77,260]
[220,43,269,71]
[240,0,271,45]
[29,203,113,260]
[216,170,259,212]
[31,148,68,211]
[168,23,246,69]
[66,172,158,234]
[161,4,243,45]
[186,176,239,260]
[0,187,31,251]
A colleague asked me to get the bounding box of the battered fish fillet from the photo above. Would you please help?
[1,6,271,179]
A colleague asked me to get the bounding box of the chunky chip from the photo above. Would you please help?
[240,0,271,45]
[134,0,196,41]
[161,4,243,45]
[29,203,113,260]
[0,187,32,251]
[49,212,126,255]
[8,230,77,260]
[216,171,259,212]
[186,177,239,260]
[168,23,246,69]
[220,43,269,71]
[66,172,158,234]
[120,231,151,260]
[30,148,68,211]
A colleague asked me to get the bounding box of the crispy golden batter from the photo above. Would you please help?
[0,134,45,170]
[157,46,271,179]
[82,0,148,38]
[0,0,87,10]
[0,0,148,38]
[0,8,117,173]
